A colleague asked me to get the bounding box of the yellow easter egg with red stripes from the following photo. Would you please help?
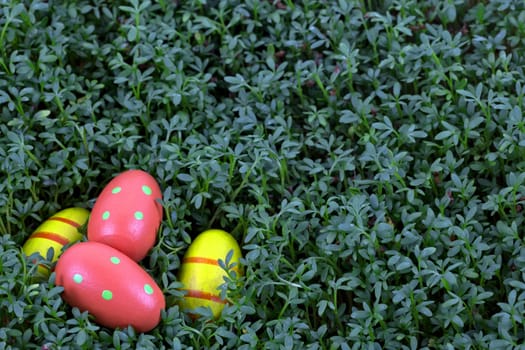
[178,229,242,319]
[23,207,89,277]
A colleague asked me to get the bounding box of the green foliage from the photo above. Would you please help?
[2,0,525,348]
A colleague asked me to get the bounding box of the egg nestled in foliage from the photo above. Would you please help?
[55,241,165,332]
[22,207,89,278]
[88,170,163,262]
[178,229,242,319]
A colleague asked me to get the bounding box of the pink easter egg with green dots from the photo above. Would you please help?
[55,241,165,332]
[88,170,163,261]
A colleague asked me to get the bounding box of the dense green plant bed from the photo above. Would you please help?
[2,0,525,348]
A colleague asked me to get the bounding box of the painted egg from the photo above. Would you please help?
[178,229,242,319]
[22,207,89,278]
[55,241,165,332]
[88,169,163,261]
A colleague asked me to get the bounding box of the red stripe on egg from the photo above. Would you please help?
[184,289,227,304]
[182,257,219,266]
[29,232,70,246]
[48,216,82,228]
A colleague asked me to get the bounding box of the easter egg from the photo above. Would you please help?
[55,241,165,332]
[22,207,89,277]
[178,229,242,319]
[88,170,163,261]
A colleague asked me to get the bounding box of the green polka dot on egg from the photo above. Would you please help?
[110,256,120,264]
[111,186,122,194]
[73,273,83,284]
[144,284,154,295]
[102,290,113,300]
[142,185,152,195]
[134,211,144,220]
[102,211,110,220]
